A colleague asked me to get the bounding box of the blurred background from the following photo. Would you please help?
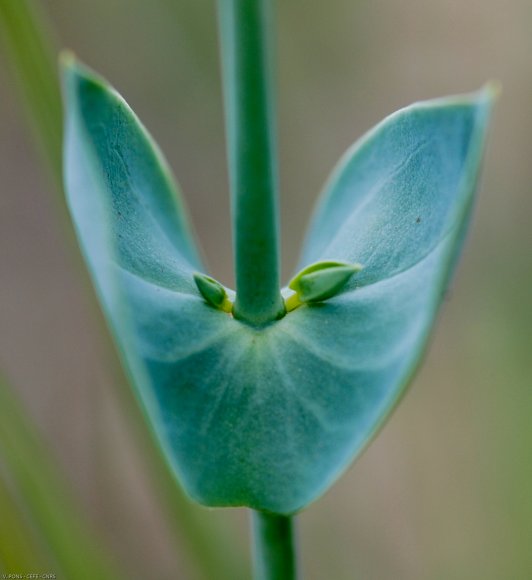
[1,0,532,578]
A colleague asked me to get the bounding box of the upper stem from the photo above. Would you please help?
[217,0,285,325]
[252,511,297,580]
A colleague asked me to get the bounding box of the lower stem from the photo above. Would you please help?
[251,511,297,580]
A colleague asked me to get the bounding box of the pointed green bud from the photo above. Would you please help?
[193,273,233,313]
[286,261,362,309]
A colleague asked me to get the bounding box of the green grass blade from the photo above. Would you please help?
[0,472,53,573]
[0,375,120,579]
[0,3,247,578]
[0,0,62,189]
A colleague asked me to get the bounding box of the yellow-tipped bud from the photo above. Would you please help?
[286,261,362,309]
[193,273,233,313]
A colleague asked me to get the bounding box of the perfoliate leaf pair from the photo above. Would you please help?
[62,55,494,514]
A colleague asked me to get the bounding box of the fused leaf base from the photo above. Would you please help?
[63,58,494,514]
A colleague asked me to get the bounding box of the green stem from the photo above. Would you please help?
[217,0,285,325]
[252,511,297,580]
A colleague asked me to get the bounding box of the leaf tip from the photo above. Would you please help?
[481,80,502,103]
[59,53,108,101]
[59,51,89,84]
[59,49,77,70]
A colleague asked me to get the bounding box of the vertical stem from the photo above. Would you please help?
[217,0,285,325]
[252,511,297,580]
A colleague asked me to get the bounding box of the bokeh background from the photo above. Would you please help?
[1,0,532,578]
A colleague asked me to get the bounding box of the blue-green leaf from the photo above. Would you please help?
[63,57,494,515]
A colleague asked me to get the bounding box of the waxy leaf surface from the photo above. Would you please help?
[63,60,493,514]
